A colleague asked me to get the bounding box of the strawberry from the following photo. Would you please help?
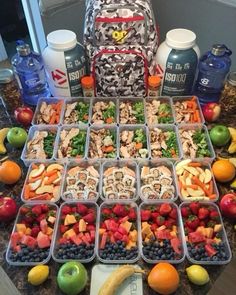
[209,210,219,221]
[36,213,47,223]
[112,204,127,217]
[140,209,151,221]
[32,205,42,216]
[23,215,34,224]
[60,225,69,234]
[156,216,165,226]
[101,208,112,217]
[198,207,209,220]
[83,213,95,224]
[41,204,49,213]
[199,220,206,226]
[169,208,177,220]
[61,205,72,215]
[128,208,136,220]
[71,207,77,213]
[31,226,40,237]
[181,207,191,218]
[164,219,173,229]
[159,204,172,216]
[151,212,159,220]
[77,204,88,215]
[20,207,30,214]
[100,222,106,229]
[185,215,200,230]
[189,202,200,215]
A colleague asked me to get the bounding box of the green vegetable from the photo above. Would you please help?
[75,101,89,123]
[158,103,173,123]
[103,102,115,122]
[106,152,116,158]
[193,129,211,157]
[43,132,56,158]
[134,129,146,146]
[161,131,178,158]
[133,101,145,123]
[70,130,87,157]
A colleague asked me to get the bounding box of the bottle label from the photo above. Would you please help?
[196,71,226,89]
[18,68,47,93]
[162,48,198,96]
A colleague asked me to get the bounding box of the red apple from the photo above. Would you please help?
[220,193,236,219]
[0,197,17,222]
[202,103,221,122]
[14,107,34,126]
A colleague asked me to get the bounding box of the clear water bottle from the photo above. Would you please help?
[194,44,232,105]
[11,43,50,106]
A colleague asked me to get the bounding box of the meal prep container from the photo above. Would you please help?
[139,202,185,264]
[91,97,118,125]
[6,202,59,266]
[21,161,65,203]
[148,124,182,162]
[138,159,178,202]
[61,159,101,202]
[21,125,59,167]
[172,96,205,124]
[52,201,98,264]
[180,202,232,265]
[97,201,140,264]
[118,98,146,125]
[100,159,139,202]
[177,123,215,162]
[175,159,219,202]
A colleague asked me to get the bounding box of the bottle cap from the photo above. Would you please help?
[81,76,94,88]
[211,44,227,56]
[148,76,161,87]
[166,28,196,50]
[16,44,31,56]
[228,72,236,86]
[47,30,77,51]
[0,69,14,84]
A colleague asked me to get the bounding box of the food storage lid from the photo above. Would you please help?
[0,68,14,84]
[227,72,236,86]
[148,76,161,87]
[81,76,94,89]
[47,30,77,51]
[166,28,196,50]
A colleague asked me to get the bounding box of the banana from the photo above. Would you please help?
[228,127,236,141]
[228,127,236,154]
[0,128,10,154]
[98,265,145,295]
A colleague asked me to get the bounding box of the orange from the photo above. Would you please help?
[0,160,22,184]
[148,262,180,294]
[212,160,235,183]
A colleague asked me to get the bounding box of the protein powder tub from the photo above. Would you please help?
[43,30,87,97]
[157,28,200,96]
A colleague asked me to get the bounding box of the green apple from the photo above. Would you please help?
[57,261,88,295]
[209,125,231,147]
[7,127,27,148]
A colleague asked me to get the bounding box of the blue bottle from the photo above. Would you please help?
[11,42,51,106]
[194,44,232,105]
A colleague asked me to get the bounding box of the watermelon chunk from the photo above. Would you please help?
[205,244,217,257]
[10,232,21,249]
[37,231,51,248]
[58,237,68,244]
[90,230,95,242]
[40,219,48,234]
[189,232,206,244]
[156,229,172,240]
[114,231,123,241]
[100,232,108,249]
[26,236,37,248]
[71,235,82,246]
[21,235,29,245]
[171,237,182,255]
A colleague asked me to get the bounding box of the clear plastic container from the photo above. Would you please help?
[55,125,88,163]
[119,125,150,160]
[145,97,175,125]
[21,125,59,167]
[97,201,140,264]
[177,123,215,162]
[172,96,205,124]
[100,160,139,202]
[87,125,118,160]
[175,159,219,202]
[139,202,185,264]
[148,124,182,161]
[21,161,65,203]
[118,98,146,125]
[138,159,178,202]
[52,201,98,263]
[61,97,92,125]
[180,201,232,265]
[32,97,64,125]
[6,202,58,266]
[91,97,118,125]
[61,159,101,202]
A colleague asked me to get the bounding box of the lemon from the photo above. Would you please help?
[186,265,209,286]
[28,265,49,286]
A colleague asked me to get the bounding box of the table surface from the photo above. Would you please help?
[0,107,235,295]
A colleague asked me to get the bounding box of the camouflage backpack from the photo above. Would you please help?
[83,0,159,96]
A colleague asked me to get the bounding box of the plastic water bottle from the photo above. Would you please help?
[11,42,50,106]
[194,44,232,105]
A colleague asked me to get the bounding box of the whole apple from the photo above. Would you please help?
[202,103,221,123]
[57,261,88,295]
[7,127,27,148]
[220,193,236,219]
[0,197,17,222]
[209,125,231,147]
[14,107,34,127]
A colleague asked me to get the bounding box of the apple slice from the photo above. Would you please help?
[53,172,62,185]
[176,159,191,171]
[185,176,192,185]
[204,169,212,183]
[42,176,49,186]
[53,185,60,198]
[46,163,63,173]
[29,164,45,178]
[187,187,205,197]
[181,188,189,199]
[176,167,184,176]
[183,166,199,176]
[29,179,42,191]
[199,173,205,183]
[36,185,54,194]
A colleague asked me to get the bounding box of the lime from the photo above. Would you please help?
[28,265,49,286]
[186,265,209,285]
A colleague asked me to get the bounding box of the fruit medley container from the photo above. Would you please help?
[148,124,182,161]
[139,202,185,264]
[61,159,101,202]
[172,96,205,124]
[177,123,215,162]
[180,202,232,265]
[138,159,178,202]
[175,159,219,202]
[21,161,65,203]
[52,201,98,263]
[100,160,139,202]
[91,97,118,125]
[6,202,58,266]
[21,125,59,167]
[97,201,140,264]
[118,98,146,125]
[32,97,64,125]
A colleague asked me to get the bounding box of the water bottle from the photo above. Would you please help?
[194,44,232,105]
[11,42,50,106]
